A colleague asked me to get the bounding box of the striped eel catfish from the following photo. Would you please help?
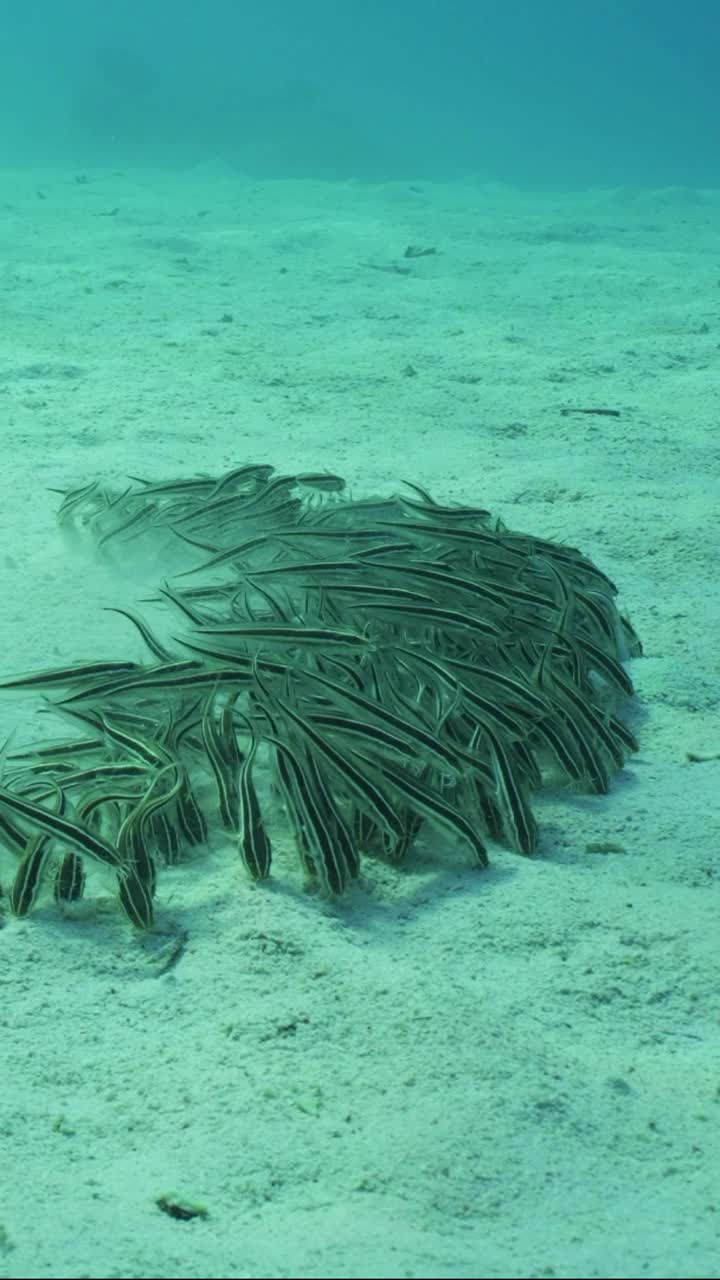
[0,466,641,928]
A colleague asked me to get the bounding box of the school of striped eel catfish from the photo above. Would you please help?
[0,463,642,930]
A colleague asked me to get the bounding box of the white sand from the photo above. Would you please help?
[0,171,718,1280]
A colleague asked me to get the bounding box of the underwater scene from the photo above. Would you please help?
[0,3,718,1278]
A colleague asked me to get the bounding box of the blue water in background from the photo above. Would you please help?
[1,0,717,187]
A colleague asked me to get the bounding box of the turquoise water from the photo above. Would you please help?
[1,0,717,185]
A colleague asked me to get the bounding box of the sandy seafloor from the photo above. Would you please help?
[0,170,718,1280]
